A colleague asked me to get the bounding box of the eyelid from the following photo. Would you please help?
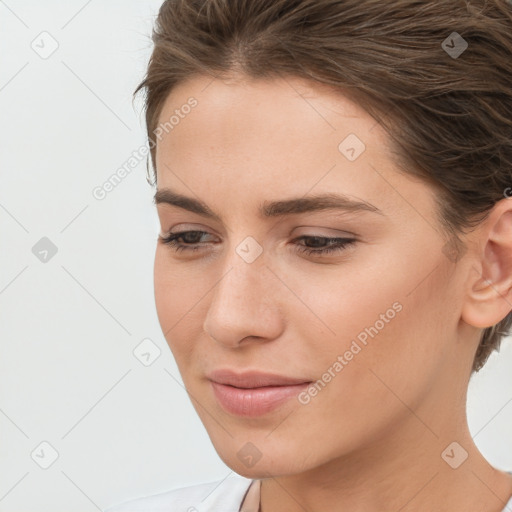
[157,207,365,233]
[160,221,357,236]
[293,226,357,238]
[159,223,217,236]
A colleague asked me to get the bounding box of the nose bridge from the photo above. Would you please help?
[213,238,269,310]
[203,238,280,345]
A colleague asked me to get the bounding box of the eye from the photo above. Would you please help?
[158,230,214,253]
[159,230,356,256]
[292,235,356,256]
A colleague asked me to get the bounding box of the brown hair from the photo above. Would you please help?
[135,0,512,373]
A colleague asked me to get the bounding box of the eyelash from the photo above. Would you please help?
[159,231,356,256]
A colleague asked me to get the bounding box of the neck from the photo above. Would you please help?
[259,414,512,512]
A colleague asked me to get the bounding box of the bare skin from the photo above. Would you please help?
[152,73,512,512]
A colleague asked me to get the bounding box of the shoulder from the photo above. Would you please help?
[104,474,254,512]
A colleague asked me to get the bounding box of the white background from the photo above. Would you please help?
[0,1,511,510]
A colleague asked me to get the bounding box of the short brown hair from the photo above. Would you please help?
[135,0,512,373]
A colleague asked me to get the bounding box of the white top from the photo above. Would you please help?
[105,471,512,512]
[104,473,254,512]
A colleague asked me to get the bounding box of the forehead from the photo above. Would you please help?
[156,75,381,176]
[156,74,375,141]
[153,74,436,226]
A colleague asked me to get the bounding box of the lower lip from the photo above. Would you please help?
[210,381,310,417]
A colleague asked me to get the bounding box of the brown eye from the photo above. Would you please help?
[292,236,356,256]
[159,230,214,252]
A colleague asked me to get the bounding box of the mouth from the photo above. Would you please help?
[207,369,312,417]
[207,368,311,387]
[210,381,311,417]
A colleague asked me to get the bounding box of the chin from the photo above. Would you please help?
[228,461,293,480]
[213,442,316,480]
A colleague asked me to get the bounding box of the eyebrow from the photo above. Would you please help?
[153,188,383,222]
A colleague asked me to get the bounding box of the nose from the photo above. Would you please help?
[202,248,284,348]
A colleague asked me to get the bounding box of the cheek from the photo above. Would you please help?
[154,248,204,321]
[153,248,174,331]
[153,247,215,364]
[305,252,447,366]
[153,248,195,349]
[310,258,453,415]
[286,255,407,350]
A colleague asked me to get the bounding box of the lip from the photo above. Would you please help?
[207,369,312,417]
[207,369,311,388]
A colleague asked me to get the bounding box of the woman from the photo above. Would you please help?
[106,0,512,510]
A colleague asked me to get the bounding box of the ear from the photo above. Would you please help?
[461,198,512,329]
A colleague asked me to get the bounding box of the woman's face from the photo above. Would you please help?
[153,74,478,478]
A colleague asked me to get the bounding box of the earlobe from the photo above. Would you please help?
[461,202,512,329]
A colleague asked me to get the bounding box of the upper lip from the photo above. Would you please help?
[207,369,311,388]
